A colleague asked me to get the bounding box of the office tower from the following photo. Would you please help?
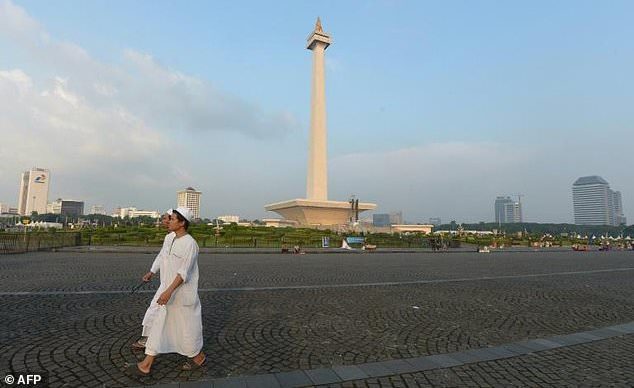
[494,196,522,224]
[17,168,50,216]
[373,214,390,227]
[177,187,202,220]
[572,175,626,226]
[612,191,627,226]
[373,212,405,227]
[47,199,84,217]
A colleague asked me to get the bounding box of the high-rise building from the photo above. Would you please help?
[373,214,390,227]
[373,212,405,226]
[47,199,84,217]
[177,187,202,220]
[613,191,627,226]
[573,176,626,226]
[494,196,522,224]
[17,168,50,216]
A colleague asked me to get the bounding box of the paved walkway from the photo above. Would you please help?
[1,250,633,387]
[171,322,634,387]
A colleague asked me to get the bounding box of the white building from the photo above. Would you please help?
[217,215,240,224]
[177,187,202,219]
[573,176,626,226]
[0,203,18,214]
[90,205,107,215]
[17,167,50,215]
[113,207,160,219]
[47,201,61,214]
[131,210,160,218]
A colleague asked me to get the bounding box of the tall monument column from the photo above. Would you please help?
[264,18,376,227]
[306,17,331,201]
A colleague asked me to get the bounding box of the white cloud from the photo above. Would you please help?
[0,67,165,168]
[0,0,299,211]
[0,0,40,38]
[0,0,298,137]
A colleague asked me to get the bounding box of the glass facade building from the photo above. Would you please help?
[494,196,522,224]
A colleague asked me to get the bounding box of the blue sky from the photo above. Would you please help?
[0,0,632,223]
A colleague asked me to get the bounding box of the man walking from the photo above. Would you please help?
[131,209,174,350]
[133,207,205,374]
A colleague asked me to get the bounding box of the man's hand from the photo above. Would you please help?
[157,290,172,305]
[142,272,154,282]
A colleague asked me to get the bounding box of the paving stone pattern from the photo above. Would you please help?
[0,250,633,387]
[316,334,634,387]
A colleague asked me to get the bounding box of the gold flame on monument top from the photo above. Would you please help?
[315,17,323,32]
[307,17,331,50]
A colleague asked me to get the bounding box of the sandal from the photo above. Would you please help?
[125,363,150,376]
[182,354,206,371]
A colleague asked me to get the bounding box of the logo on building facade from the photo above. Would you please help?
[33,174,47,183]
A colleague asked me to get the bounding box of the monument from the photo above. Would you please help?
[265,18,376,227]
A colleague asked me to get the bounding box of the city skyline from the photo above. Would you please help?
[3,169,632,227]
[0,1,632,223]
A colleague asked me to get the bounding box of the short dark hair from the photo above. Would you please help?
[172,210,190,230]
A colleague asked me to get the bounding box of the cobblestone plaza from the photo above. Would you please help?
[1,249,633,387]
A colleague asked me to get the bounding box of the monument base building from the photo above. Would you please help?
[265,199,376,227]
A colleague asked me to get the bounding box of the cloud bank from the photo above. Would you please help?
[0,0,298,210]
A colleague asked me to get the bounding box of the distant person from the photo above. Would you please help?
[131,209,174,351]
[131,207,205,375]
[160,212,171,229]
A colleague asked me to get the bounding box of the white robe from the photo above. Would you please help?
[141,233,203,357]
